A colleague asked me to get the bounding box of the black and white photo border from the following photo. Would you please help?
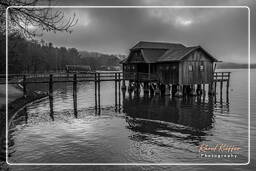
[5,5,251,166]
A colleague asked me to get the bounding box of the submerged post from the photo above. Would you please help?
[49,74,53,98]
[121,72,126,91]
[175,84,183,97]
[196,84,202,95]
[23,75,27,98]
[97,73,101,114]
[94,73,98,111]
[220,73,223,98]
[118,73,121,111]
[115,73,117,110]
[73,74,77,118]
[226,72,230,96]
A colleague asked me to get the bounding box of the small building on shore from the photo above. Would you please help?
[122,41,218,85]
[65,65,92,73]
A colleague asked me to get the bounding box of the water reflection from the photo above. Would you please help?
[123,95,215,131]
[122,94,216,147]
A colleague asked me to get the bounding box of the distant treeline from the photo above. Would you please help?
[0,33,122,74]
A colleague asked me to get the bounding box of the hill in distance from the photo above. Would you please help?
[79,51,126,70]
[216,62,256,69]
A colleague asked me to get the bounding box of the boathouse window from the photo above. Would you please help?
[188,65,193,71]
[132,65,135,70]
[166,66,169,70]
[172,66,176,70]
[200,65,204,71]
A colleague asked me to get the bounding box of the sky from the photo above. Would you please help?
[34,0,255,63]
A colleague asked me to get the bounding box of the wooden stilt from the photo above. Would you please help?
[175,84,183,97]
[164,84,170,96]
[118,73,121,111]
[73,74,77,118]
[114,73,117,110]
[97,73,101,114]
[196,84,202,95]
[23,75,27,98]
[94,73,97,111]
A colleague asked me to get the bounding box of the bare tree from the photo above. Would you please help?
[0,0,78,37]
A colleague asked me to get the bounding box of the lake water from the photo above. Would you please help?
[7,69,256,171]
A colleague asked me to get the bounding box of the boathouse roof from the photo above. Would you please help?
[122,41,218,63]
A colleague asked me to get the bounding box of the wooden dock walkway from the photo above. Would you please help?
[0,71,230,101]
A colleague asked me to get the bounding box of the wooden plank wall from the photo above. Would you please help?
[127,50,144,63]
[156,63,179,84]
[179,49,213,85]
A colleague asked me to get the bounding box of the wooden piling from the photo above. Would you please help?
[115,73,117,110]
[97,73,101,113]
[94,73,97,111]
[73,73,77,118]
[226,72,230,95]
[172,84,177,95]
[220,72,224,98]
[196,84,202,95]
[23,75,27,98]
[214,81,217,95]
[208,82,215,96]
[118,73,121,111]
[49,74,53,97]
[175,84,183,97]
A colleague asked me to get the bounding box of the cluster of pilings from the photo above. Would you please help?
[121,81,222,98]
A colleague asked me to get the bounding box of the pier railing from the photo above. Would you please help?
[0,71,230,85]
[213,72,231,82]
[123,72,158,81]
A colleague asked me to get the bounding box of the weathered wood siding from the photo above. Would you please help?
[156,63,179,84]
[179,49,213,85]
[127,50,144,63]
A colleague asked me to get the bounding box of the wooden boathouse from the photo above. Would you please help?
[121,41,220,96]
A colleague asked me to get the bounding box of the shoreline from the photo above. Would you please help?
[0,85,48,169]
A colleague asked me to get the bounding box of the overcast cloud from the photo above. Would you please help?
[34,0,255,63]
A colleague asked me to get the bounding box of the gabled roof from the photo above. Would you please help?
[157,46,199,62]
[131,41,185,50]
[122,41,218,64]
[141,49,167,63]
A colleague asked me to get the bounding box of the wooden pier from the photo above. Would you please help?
[0,71,230,115]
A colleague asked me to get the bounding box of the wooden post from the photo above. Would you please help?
[220,73,223,98]
[214,81,217,95]
[203,84,205,95]
[49,74,53,97]
[23,75,27,98]
[97,73,100,114]
[149,83,154,96]
[148,63,151,81]
[115,73,117,110]
[208,83,214,95]
[196,84,202,95]
[121,71,126,91]
[175,84,183,97]
[118,73,121,111]
[73,74,77,118]
[164,84,170,96]
[190,84,197,96]
[171,84,177,96]
[128,81,133,93]
[226,72,230,96]
[94,73,97,111]
[143,82,149,94]
[49,91,54,121]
